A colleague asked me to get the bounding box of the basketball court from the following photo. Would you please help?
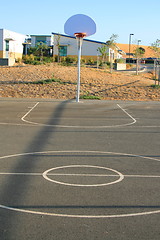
[0,98,160,239]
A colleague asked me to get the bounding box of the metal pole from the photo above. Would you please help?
[158,64,160,85]
[129,35,131,63]
[129,34,134,64]
[110,50,113,73]
[97,53,99,69]
[76,37,83,102]
[136,58,138,75]
[135,40,141,75]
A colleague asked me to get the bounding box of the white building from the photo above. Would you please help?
[0,29,124,66]
[0,29,28,66]
[52,32,123,61]
[29,33,123,61]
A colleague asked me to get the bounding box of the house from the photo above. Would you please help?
[0,29,28,66]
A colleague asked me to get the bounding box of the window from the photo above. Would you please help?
[36,40,46,44]
[35,36,47,45]
[5,40,9,51]
[59,46,67,56]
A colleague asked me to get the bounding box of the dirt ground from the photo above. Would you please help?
[0,63,159,101]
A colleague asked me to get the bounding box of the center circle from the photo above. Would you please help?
[0,150,160,218]
[42,165,124,187]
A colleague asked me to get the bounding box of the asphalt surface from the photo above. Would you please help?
[0,98,160,240]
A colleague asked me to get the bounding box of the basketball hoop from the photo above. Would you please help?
[74,33,87,38]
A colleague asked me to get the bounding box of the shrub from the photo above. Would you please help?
[99,61,110,69]
[86,58,95,65]
[22,55,53,65]
[22,54,35,64]
[65,56,76,63]
[115,58,126,63]
[80,94,101,100]
[80,91,101,99]
[43,56,53,63]
[81,58,86,64]
[59,56,77,66]
[126,63,133,69]
[151,84,160,88]
[54,55,58,62]
[15,58,22,63]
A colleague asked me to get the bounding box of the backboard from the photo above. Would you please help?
[64,14,96,37]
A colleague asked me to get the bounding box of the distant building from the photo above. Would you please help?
[0,29,29,66]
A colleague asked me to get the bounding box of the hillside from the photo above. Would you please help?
[0,63,159,101]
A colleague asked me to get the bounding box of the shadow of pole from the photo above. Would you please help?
[0,99,72,238]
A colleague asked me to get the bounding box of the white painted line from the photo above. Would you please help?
[49,174,160,178]
[125,175,160,178]
[0,102,159,128]
[20,103,137,128]
[0,172,41,176]
[0,150,160,162]
[21,102,39,125]
[134,125,160,128]
[0,122,34,127]
[117,104,136,125]
[0,122,159,128]
[49,173,120,177]
[0,172,160,178]
[42,165,124,187]
[0,204,160,219]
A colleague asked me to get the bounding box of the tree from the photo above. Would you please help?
[106,34,118,73]
[55,34,61,62]
[36,42,49,62]
[150,39,160,83]
[134,47,145,58]
[150,39,160,58]
[97,44,108,64]
[106,34,118,50]
[28,46,37,55]
[133,47,145,75]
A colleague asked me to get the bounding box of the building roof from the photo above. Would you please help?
[116,43,157,58]
[52,32,106,45]
[30,35,51,37]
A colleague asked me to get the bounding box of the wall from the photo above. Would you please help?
[2,29,26,59]
[31,36,36,47]
[115,63,126,70]
[0,51,3,58]
[0,29,3,57]
[0,58,15,66]
[0,29,3,51]
[0,29,27,65]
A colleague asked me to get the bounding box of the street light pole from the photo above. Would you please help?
[129,34,134,63]
[136,40,141,75]
[138,40,141,46]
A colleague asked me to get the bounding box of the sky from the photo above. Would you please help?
[0,0,160,46]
